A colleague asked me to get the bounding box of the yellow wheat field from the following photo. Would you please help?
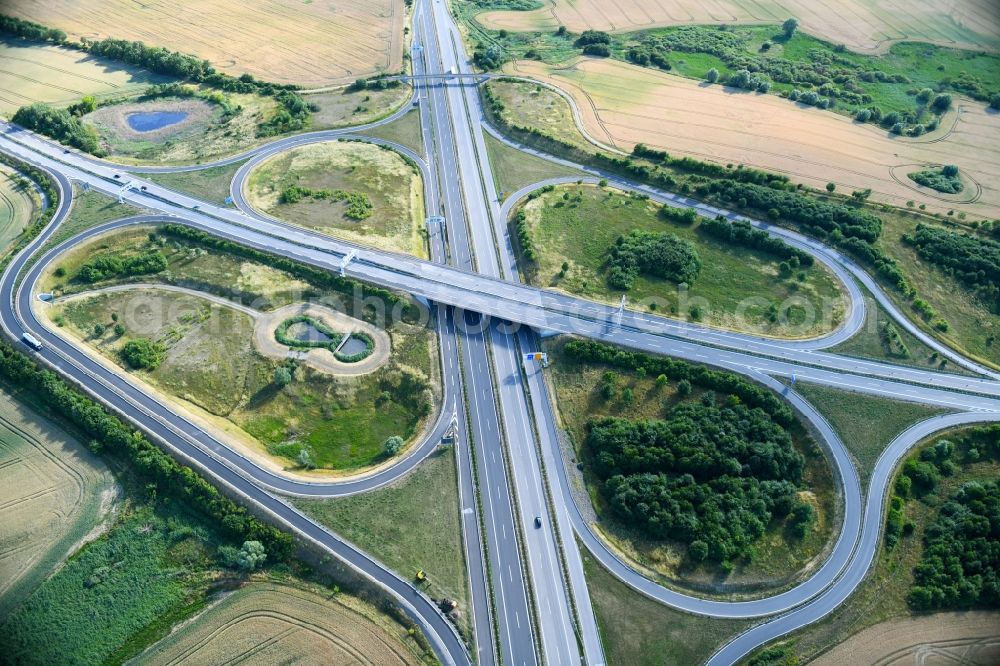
[507,58,1000,219]
[4,0,406,88]
[812,612,1000,666]
[133,582,422,665]
[0,42,165,116]
[478,0,1000,54]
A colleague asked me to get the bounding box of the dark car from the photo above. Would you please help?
[534,516,542,529]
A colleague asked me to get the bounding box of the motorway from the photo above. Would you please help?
[1,0,997,664]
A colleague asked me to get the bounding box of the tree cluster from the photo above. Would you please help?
[606,230,701,290]
[699,216,814,266]
[0,340,294,558]
[75,250,168,283]
[902,224,1000,310]
[12,104,104,156]
[908,166,963,194]
[910,480,999,610]
[587,401,806,562]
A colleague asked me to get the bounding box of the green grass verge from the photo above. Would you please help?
[26,188,141,274]
[581,542,750,666]
[365,108,425,157]
[144,160,247,205]
[293,447,471,640]
[484,130,586,196]
[518,183,847,338]
[830,284,976,376]
[794,382,949,491]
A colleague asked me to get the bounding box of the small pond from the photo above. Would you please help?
[287,321,333,343]
[338,335,370,356]
[126,111,189,132]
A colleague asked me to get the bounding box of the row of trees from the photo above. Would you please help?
[902,224,1000,311]
[699,216,814,266]
[588,400,809,562]
[632,143,789,187]
[0,339,294,558]
[76,250,168,283]
[0,14,66,43]
[605,230,701,290]
[564,339,795,425]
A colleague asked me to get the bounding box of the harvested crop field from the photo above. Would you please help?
[4,0,406,88]
[476,0,1000,54]
[812,611,1000,666]
[0,386,115,617]
[505,59,1000,219]
[247,141,426,257]
[0,165,38,257]
[0,40,166,116]
[134,581,424,665]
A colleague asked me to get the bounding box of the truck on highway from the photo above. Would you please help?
[21,332,42,351]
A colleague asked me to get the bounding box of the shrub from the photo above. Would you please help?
[384,435,404,456]
[706,68,720,83]
[121,338,166,370]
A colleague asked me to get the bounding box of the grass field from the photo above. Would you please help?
[546,339,837,594]
[0,386,115,618]
[484,131,586,195]
[0,164,38,256]
[505,58,1000,220]
[144,161,248,205]
[475,0,1000,54]
[877,207,1000,368]
[246,141,426,258]
[0,39,167,117]
[488,79,596,153]
[754,424,1000,663]
[294,448,471,640]
[793,382,948,490]
[134,581,425,665]
[365,108,425,156]
[581,545,750,665]
[308,84,413,131]
[43,228,440,474]
[4,0,406,88]
[830,286,962,372]
[517,183,847,338]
